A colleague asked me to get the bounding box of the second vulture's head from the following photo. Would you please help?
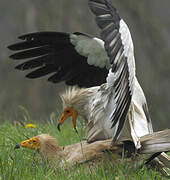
[58,87,96,132]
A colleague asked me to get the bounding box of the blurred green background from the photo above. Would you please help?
[0,0,170,130]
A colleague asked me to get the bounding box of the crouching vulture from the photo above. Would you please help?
[14,130,170,175]
[8,0,170,165]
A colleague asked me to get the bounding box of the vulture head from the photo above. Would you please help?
[58,87,96,131]
[15,134,63,159]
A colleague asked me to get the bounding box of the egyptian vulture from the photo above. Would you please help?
[14,131,170,171]
[8,0,153,149]
[14,134,119,167]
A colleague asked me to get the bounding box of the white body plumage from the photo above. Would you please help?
[86,77,152,149]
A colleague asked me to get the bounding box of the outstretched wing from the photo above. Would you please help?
[89,0,136,141]
[8,32,110,88]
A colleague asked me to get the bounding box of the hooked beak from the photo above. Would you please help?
[14,144,21,150]
[57,107,78,132]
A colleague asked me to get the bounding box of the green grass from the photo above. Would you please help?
[0,115,168,180]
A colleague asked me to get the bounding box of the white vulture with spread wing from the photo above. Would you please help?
[8,0,153,149]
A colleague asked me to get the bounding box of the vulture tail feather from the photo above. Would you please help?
[138,130,170,168]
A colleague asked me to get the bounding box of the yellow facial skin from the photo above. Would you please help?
[58,107,78,132]
[21,137,41,149]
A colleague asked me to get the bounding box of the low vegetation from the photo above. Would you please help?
[0,112,168,180]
